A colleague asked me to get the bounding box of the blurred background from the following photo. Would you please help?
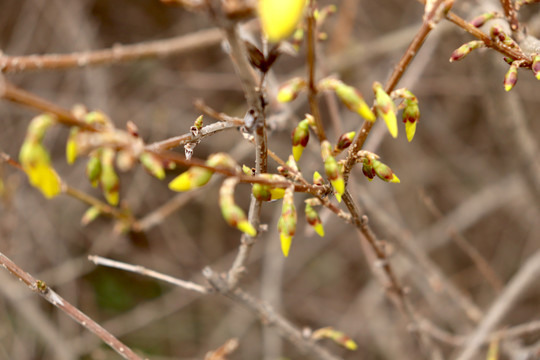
[1,0,540,359]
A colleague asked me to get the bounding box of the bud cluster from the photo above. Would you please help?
[357,151,400,183]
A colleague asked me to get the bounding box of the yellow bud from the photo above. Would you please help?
[280,233,292,257]
[258,0,307,42]
[238,220,257,237]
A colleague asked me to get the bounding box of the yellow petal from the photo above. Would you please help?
[168,172,192,192]
[270,187,286,200]
[280,233,292,257]
[238,220,257,237]
[313,223,325,237]
[405,120,417,142]
[292,144,304,162]
[258,0,307,42]
[27,163,61,198]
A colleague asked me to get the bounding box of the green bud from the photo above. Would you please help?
[194,115,203,130]
[305,203,324,237]
[372,159,400,183]
[469,12,497,28]
[373,82,398,138]
[334,81,376,121]
[84,111,112,128]
[26,114,56,142]
[277,77,307,103]
[169,166,213,192]
[533,55,540,80]
[504,61,519,91]
[86,151,102,187]
[139,152,165,180]
[335,131,356,152]
[100,148,120,206]
[362,159,376,181]
[278,186,296,257]
[81,206,101,226]
[219,178,256,236]
[66,127,79,164]
[321,141,344,201]
[449,40,485,62]
[292,118,310,161]
[206,152,240,172]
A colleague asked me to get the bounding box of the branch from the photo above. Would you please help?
[456,250,540,360]
[88,255,209,294]
[203,267,343,360]
[0,27,222,73]
[306,0,326,142]
[0,81,96,131]
[0,251,144,360]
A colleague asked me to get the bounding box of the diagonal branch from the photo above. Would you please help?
[0,251,144,360]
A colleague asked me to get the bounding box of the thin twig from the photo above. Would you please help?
[306,0,326,142]
[0,81,96,131]
[0,27,222,73]
[445,11,531,64]
[88,255,209,294]
[456,249,540,360]
[0,252,144,360]
[1,152,136,227]
[203,267,343,360]
[214,17,268,288]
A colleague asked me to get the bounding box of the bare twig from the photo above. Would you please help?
[306,0,326,142]
[0,27,222,73]
[0,252,144,360]
[203,267,343,360]
[88,255,209,294]
[0,81,96,131]
[456,249,540,360]
[215,18,268,288]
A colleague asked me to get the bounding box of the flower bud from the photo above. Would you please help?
[333,81,376,121]
[139,152,166,180]
[219,178,256,236]
[258,0,307,42]
[278,186,296,257]
[305,202,324,237]
[321,140,344,202]
[206,152,240,172]
[335,131,356,153]
[169,166,213,192]
[532,55,540,80]
[312,327,358,351]
[86,151,102,187]
[373,82,398,138]
[449,40,485,62]
[469,12,497,28]
[19,141,61,198]
[277,77,307,103]
[372,159,400,183]
[66,127,79,164]
[292,118,310,161]
[100,148,120,206]
[81,206,101,226]
[402,100,420,142]
[252,174,287,201]
[313,171,324,186]
[504,61,519,91]
[362,159,376,181]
